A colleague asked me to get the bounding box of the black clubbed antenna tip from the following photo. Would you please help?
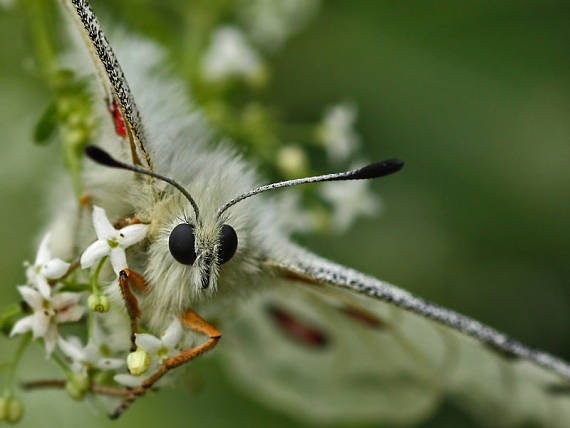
[85,145,124,169]
[344,158,404,180]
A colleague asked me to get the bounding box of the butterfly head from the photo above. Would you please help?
[168,220,238,290]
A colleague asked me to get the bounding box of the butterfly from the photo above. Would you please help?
[16,0,569,426]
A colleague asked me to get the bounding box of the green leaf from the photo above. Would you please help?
[33,102,58,144]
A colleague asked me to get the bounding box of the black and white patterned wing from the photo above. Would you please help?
[62,0,152,169]
[221,245,570,426]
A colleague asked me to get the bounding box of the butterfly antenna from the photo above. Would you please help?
[217,158,404,218]
[85,145,200,221]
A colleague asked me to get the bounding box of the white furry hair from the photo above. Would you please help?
[49,20,290,331]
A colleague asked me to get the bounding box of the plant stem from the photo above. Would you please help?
[3,333,32,397]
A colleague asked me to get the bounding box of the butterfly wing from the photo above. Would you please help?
[220,245,570,426]
[62,0,152,169]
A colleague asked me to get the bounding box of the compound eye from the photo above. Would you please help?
[219,224,238,264]
[168,223,197,265]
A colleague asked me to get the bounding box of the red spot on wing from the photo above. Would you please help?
[109,98,127,137]
[282,271,386,330]
[284,272,318,285]
[340,305,387,329]
[266,304,328,348]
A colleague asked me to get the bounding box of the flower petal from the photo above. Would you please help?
[118,224,148,247]
[114,373,143,388]
[80,240,110,269]
[58,336,86,362]
[96,358,125,371]
[135,333,162,353]
[52,292,82,310]
[44,324,58,356]
[93,205,117,240]
[35,233,52,265]
[162,317,183,349]
[34,276,52,300]
[10,315,35,336]
[32,311,51,339]
[17,285,43,310]
[109,248,128,275]
[55,304,85,324]
[40,259,70,279]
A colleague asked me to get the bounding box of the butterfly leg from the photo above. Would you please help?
[110,309,221,419]
[113,214,142,229]
[118,269,147,351]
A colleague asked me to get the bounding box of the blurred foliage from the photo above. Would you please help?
[0,0,569,427]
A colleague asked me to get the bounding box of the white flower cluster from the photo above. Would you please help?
[237,0,321,51]
[10,206,153,385]
[201,26,265,85]
[317,104,381,233]
[11,234,80,355]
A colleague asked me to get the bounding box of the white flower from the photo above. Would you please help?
[238,0,321,51]
[10,286,84,355]
[57,316,125,372]
[275,192,313,234]
[114,317,184,388]
[0,0,16,10]
[135,317,184,364]
[113,372,145,389]
[318,103,360,163]
[321,179,380,233]
[26,233,70,299]
[201,26,264,83]
[80,206,148,275]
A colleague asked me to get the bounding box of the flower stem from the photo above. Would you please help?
[51,353,73,379]
[3,333,32,397]
[91,256,108,295]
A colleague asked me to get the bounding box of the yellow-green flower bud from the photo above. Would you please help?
[276,146,309,179]
[65,372,90,401]
[64,128,86,147]
[0,397,23,424]
[0,397,6,421]
[127,349,150,376]
[87,294,110,313]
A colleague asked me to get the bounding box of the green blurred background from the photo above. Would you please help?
[1,0,568,426]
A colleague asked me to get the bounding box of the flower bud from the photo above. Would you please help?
[276,146,309,179]
[127,349,150,376]
[65,372,90,401]
[0,396,23,424]
[0,397,6,421]
[87,294,110,313]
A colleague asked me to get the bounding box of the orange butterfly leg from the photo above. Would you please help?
[118,269,147,351]
[110,309,221,419]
